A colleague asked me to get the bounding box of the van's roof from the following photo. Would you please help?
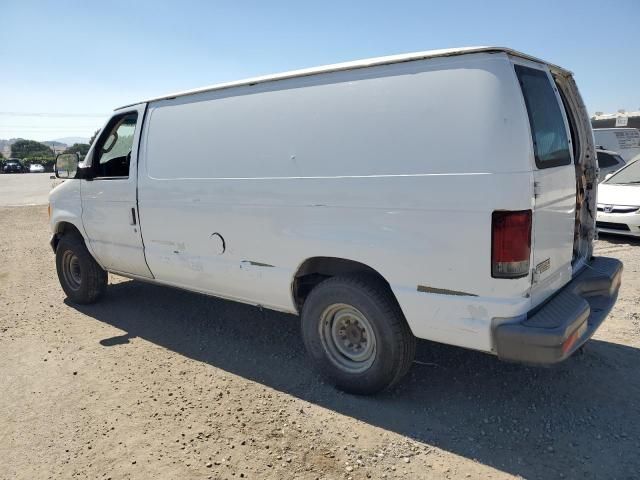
[117,46,569,110]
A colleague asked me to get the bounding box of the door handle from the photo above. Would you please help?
[130,207,137,226]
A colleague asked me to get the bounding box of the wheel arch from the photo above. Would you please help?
[51,220,85,252]
[291,256,397,313]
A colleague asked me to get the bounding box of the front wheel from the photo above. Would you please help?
[56,234,107,304]
[301,274,416,395]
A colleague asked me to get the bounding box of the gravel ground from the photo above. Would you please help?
[1,205,639,480]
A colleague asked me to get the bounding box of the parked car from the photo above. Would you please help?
[49,47,622,394]
[29,163,45,173]
[2,159,24,173]
[597,159,640,237]
[596,148,626,181]
[593,128,640,164]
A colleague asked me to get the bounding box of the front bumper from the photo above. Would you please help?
[493,256,623,365]
[596,210,640,237]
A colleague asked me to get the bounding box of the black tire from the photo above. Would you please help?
[301,274,416,395]
[56,233,107,304]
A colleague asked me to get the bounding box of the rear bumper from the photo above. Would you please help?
[493,256,623,365]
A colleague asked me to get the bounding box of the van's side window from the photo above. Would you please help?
[94,113,138,178]
[515,65,571,169]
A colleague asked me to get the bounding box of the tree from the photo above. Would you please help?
[64,143,90,156]
[10,139,55,170]
[11,139,54,160]
[88,128,101,147]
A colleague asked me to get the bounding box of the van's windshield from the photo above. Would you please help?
[606,159,640,185]
[515,65,572,169]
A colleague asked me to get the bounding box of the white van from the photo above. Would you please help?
[593,128,640,163]
[50,47,622,394]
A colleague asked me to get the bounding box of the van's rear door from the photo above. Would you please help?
[513,62,576,306]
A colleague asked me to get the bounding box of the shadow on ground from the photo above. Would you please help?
[597,232,640,246]
[69,280,640,479]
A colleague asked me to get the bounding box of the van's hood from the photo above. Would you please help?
[598,183,640,207]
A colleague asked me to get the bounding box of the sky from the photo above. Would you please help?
[1,0,638,142]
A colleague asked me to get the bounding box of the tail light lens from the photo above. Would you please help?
[492,210,532,278]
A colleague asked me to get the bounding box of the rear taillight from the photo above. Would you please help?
[491,210,532,279]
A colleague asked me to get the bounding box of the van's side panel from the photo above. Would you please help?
[136,52,534,351]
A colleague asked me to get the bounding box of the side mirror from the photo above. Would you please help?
[55,153,80,179]
[604,173,614,182]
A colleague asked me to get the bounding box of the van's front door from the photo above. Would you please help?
[513,62,576,305]
[81,105,153,278]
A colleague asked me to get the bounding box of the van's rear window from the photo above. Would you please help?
[515,65,572,168]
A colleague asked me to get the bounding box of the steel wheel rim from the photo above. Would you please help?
[319,303,376,373]
[62,251,82,291]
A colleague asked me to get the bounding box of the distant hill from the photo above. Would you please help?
[1,137,90,148]
[1,137,91,159]
[0,139,17,157]
[52,136,89,146]
[0,138,20,148]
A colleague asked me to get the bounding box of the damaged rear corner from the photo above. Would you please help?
[552,70,597,273]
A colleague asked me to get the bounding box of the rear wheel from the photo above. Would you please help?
[56,233,107,304]
[301,274,415,394]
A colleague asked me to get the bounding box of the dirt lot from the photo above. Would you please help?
[1,205,639,480]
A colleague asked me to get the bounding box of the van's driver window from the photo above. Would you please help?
[95,113,138,178]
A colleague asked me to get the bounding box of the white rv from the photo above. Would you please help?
[593,128,640,163]
[50,47,622,394]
